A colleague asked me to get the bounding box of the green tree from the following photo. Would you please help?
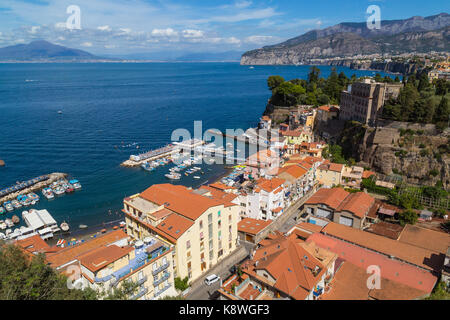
[308,66,321,84]
[425,281,450,300]
[398,209,418,226]
[0,244,97,300]
[267,75,285,91]
[433,97,449,128]
[435,79,448,96]
[272,81,306,106]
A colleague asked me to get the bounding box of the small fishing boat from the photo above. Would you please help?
[79,224,88,229]
[165,173,181,180]
[101,229,107,234]
[4,202,13,212]
[119,221,126,228]
[113,226,119,230]
[60,221,70,232]
[56,239,66,247]
[69,180,82,190]
[11,215,20,224]
[11,200,22,209]
[65,184,75,193]
[0,206,5,215]
[0,221,6,230]
[194,176,201,179]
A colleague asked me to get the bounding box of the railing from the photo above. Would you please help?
[153,283,172,299]
[152,262,170,276]
[137,275,148,286]
[131,287,148,300]
[153,272,170,287]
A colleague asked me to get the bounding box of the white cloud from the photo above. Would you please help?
[182,29,204,38]
[235,1,253,9]
[244,35,275,44]
[97,25,112,32]
[29,26,41,34]
[54,22,66,30]
[151,28,178,37]
[225,37,241,45]
[81,42,93,47]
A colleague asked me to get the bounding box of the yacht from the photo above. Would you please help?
[5,219,14,228]
[165,173,181,180]
[69,180,82,190]
[0,220,6,230]
[11,200,22,209]
[42,188,55,200]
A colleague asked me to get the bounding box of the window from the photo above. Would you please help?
[218,210,221,217]
[187,251,191,260]
[152,263,158,271]
[218,230,222,239]
[199,220,203,229]
[162,257,167,265]
[218,220,221,228]
[200,232,204,240]
[186,240,191,249]
[228,214,232,222]
[208,213,212,224]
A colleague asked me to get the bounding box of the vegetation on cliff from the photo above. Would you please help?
[382,72,450,131]
[268,67,371,107]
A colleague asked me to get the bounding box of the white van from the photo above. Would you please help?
[204,274,220,286]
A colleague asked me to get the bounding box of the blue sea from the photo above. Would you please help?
[0,62,390,231]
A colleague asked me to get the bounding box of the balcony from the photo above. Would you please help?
[131,287,148,300]
[152,262,170,276]
[153,272,170,287]
[153,283,172,299]
[137,275,148,286]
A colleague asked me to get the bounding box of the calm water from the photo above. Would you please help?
[0,63,389,229]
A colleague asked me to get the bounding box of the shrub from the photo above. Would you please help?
[419,143,426,149]
[429,169,439,177]
[398,209,418,226]
[420,149,429,157]
[174,277,190,291]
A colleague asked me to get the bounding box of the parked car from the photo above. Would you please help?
[204,274,221,286]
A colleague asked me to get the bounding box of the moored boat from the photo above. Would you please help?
[11,215,20,224]
[60,221,70,232]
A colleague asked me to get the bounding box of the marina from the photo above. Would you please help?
[0,176,82,214]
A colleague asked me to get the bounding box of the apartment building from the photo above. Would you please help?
[316,105,339,124]
[316,162,344,187]
[123,184,240,283]
[340,79,403,126]
[239,178,286,221]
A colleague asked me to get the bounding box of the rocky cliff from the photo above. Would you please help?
[337,121,450,188]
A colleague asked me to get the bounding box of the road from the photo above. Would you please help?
[186,243,253,300]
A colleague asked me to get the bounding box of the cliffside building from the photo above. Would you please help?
[340,79,403,126]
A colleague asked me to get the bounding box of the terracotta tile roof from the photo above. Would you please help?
[277,165,307,180]
[336,192,375,218]
[366,221,404,240]
[79,245,134,273]
[238,218,272,236]
[152,208,174,220]
[198,185,238,205]
[328,163,344,172]
[46,230,129,268]
[320,262,370,300]
[282,130,303,137]
[256,178,286,193]
[321,222,445,272]
[209,182,236,191]
[308,233,437,293]
[250,236,326,299]
[261,116,271,121]
[362,170,376,179]
[368,278,429,300]
[398,225,450,254]
[140,184,231,221]
[156,213,194,240]
[295,222,324,234]
[305,188,350,210]
[16,235,50,254]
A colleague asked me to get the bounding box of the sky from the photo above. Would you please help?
[0,0,448,57]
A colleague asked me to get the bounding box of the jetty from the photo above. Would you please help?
[0,173,67,204]
[121,139,205,167]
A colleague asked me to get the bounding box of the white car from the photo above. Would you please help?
[204,274,221,286]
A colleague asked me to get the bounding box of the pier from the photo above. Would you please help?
[0,173,67,204]
[121,139,205,167]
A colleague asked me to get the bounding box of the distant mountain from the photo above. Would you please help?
[175,51,243,62]
[241,13,450,65]
[0,40,104,61]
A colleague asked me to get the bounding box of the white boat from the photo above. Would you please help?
[60,221,70,232]
[194,176,201,179]
[0,221,6,230]
[5,219,14,228]
[165,173,181,180]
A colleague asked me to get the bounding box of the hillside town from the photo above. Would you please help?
[9,70,450,301]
